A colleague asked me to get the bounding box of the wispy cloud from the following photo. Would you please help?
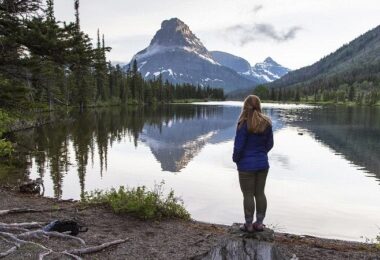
[226,23,302,45]
[252,4,263,14]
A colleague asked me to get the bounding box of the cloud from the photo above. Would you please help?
[226,23,302,45]
[252,4,263,13]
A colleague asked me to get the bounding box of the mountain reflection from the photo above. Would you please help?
[10,104,379,199]
[140,107,238,171]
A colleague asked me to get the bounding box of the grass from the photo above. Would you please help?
[81,181,191,221]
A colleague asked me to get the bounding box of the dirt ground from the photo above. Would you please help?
[0,188,379,260]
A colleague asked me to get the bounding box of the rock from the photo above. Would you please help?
[19,178,43,194]
[194,238,285,260]
[229,223,275,242]
[193,224,285,260]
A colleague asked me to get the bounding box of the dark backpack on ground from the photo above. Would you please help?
[43,220,88,236]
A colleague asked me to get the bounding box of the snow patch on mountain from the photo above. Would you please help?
[251,57,291,82]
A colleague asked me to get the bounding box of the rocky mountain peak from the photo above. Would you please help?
[161,18,187,32]
[151,18,199,46]
[263,57,279,66]
[127,18,278,92]
[148,17,210,57]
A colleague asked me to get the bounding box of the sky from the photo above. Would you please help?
[54,0,380,70]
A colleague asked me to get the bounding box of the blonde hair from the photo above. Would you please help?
[237,95,271,133]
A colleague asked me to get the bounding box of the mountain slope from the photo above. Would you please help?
[210,51,290,83]
[210,51,251,74]
[269,25,380,89]
[127,18,256,93]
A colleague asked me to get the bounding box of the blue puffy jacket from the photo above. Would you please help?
[232,121,273,172]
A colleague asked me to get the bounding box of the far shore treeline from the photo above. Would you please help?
[0,0,224,112]
[251,82,379,105]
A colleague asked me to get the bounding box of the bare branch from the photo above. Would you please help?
[0,226,30,233]
[0,208,62,216]
[0,246,18,258]
[18,230,86,245]
[0,222,45,229]
[0,208,41,215]
[38,249,53,260]
[65,239,128,255]
[62,251,82,260]
[0,232,27,246]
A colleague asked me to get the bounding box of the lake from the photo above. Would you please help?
[9,102,380,242]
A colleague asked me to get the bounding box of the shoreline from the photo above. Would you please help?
[0,187,379,259]
[3,99,379,134]
[3,100,223,133]
[229,99,380,107]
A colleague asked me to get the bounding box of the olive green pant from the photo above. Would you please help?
[239,169,268,224]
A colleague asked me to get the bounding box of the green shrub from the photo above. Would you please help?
[0,140,13,157]
[0,110,14,157]
[82,181,191,220]
[0,109,12,133]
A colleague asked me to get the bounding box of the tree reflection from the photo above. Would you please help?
[289,106,380,183]
[14,105,233,198]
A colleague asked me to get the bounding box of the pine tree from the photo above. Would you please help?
[348,85,355,102]
[46,0,55,21]
[295,88,300,102]
[67,0,95,111]
[270,88,275,101]
[278,88,283,101]
[74,0,80,29]
[95,29,108,101]
[131,60,138,101]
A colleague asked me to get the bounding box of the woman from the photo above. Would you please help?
[233,95,273,232]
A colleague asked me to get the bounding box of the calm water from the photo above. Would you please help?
[10,102,380,241]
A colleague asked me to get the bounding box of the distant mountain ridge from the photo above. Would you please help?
[124,18,290,93]
[251,57,291,82]
[210,52,290,83]
[268,24,380,90]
